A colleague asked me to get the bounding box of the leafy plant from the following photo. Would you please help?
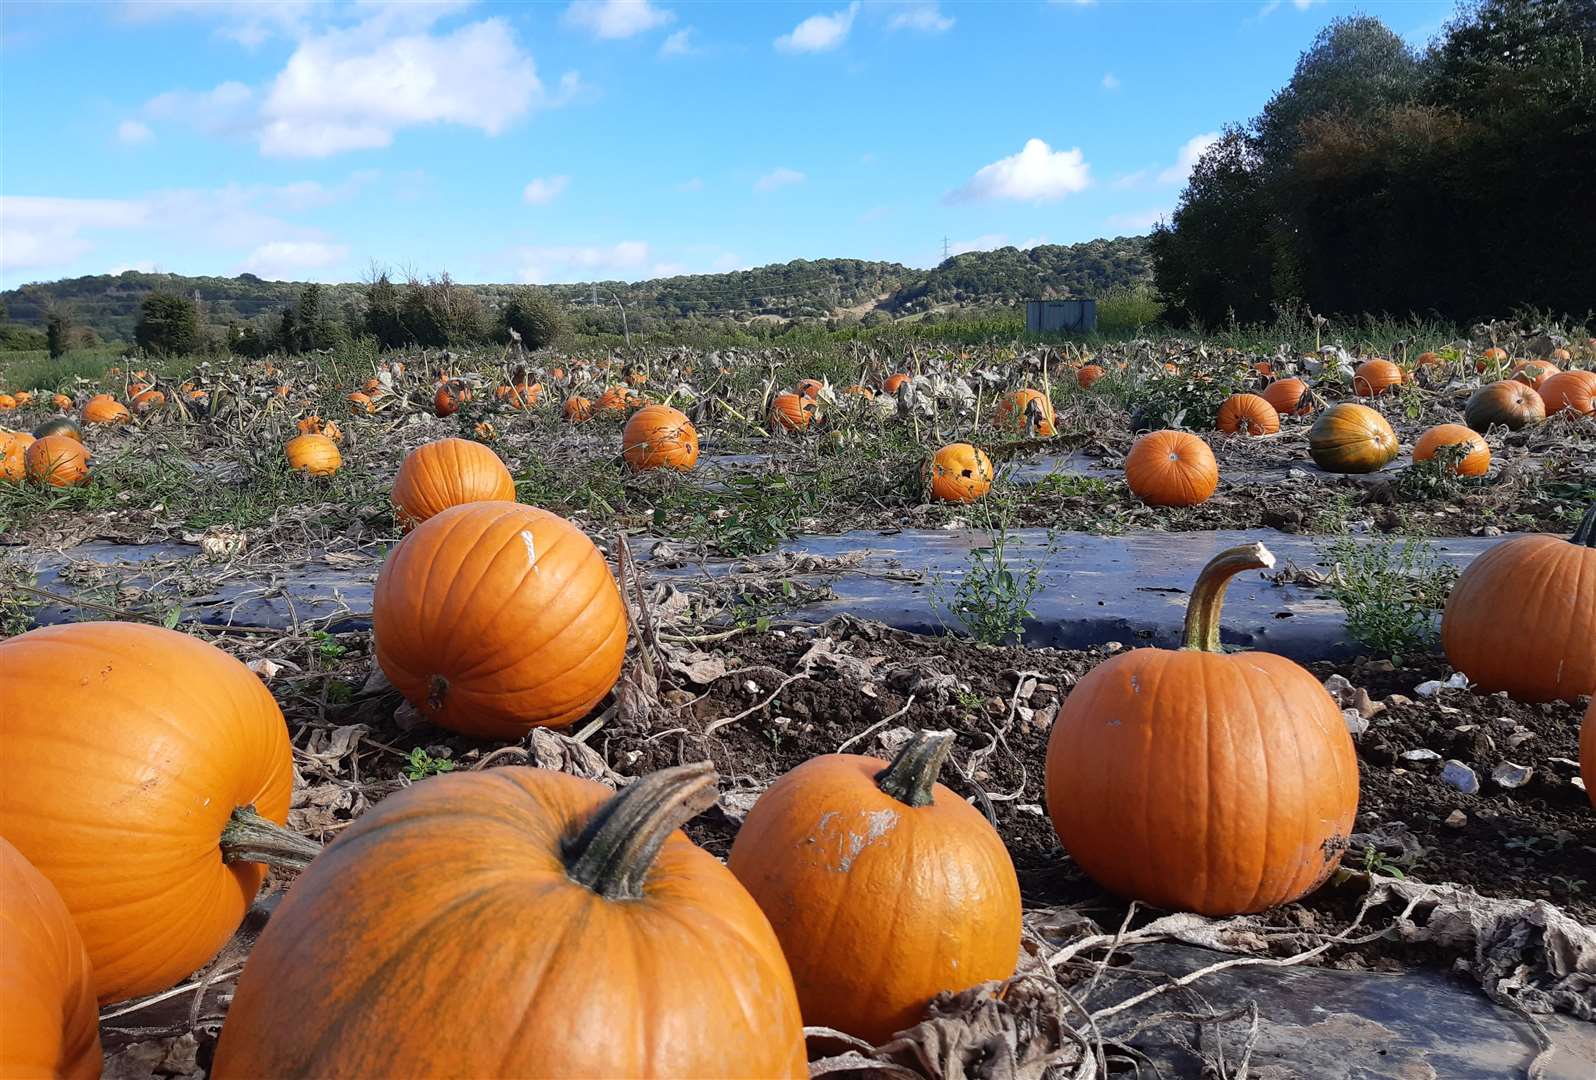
[1320,533,1459,661]
[932,503,1046,646]
[309,630,347,660]
[404,747,456,781]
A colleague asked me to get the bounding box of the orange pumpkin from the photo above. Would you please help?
[795,378,823,400]
[0,837,102,1079]
[1352,359,1402,397]
[1215,393,1280,436]
[729,731,1020,1044]
[213,763,806,1079]
[1308,403,1398,473]
[1550,348,1572,363]
[1046,543,1358,914]
[1477,346,1509,372]
[392,438,517,530]
[769,391,816,432]
[1413,351,1443,369]
[81,395,129,425]
[0,622,297,1003]
[1538,370,1596,417]
[994,388,1056,436]
[882,373,910,395]
[1125,430,1218,507]
[842,384,874,399]
[501,382,543,409]
[1412,423,1489,477]
[924,443,994,503]
[563,396,594,423]
[24,436,89,487]
[0,394,17,411]
[1262,377,1312,416]
[1076,364,1106,389]
[434,381,470,418]
[1441,505,1596,703]
[373,502,627,739]
[1465,380,1545,433]
[1581,699,1594,810]
[130,388,165,414]
[622,405,700,472]
[597,385,637,416]
[348,391,376,414]
[284,434,342,477]
[1509,360,1560,390]
[12,390,32,405]
[1,430,35,481]
[51,393,74,411]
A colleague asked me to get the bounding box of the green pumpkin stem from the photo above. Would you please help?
[875,729,956,808]
[564,761,719,901]
[1182,542,1277,653]
[219,805,322,871]
[1572,504,1596,548]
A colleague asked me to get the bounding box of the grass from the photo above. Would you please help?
[0,346,128,390]
[1320,533,1460,662]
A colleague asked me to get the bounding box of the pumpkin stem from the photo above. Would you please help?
[564,761,719,901]
[1572,504,1596,548]
[1182,542,1276,653]
[219,806,322,872]
[875,729,956,808]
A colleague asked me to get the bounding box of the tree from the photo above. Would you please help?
[46,309,72,358]
[363,273,407,349]
[499,288,567,349]
[134,292,200,356]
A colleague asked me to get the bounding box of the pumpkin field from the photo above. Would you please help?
[2,320,1594,1078]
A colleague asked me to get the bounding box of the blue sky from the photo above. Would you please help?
[1,0,1456,288]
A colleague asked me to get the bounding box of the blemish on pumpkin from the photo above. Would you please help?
[519,529,539,572]
[427,674,449,711]
[834,808,899,872]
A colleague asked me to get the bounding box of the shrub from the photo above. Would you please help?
[134,292,200,356]
[499,288,567,350]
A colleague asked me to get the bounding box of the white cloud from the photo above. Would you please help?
[0,196,148,276]
[651,261,688,276]
[887,2,953,33]
[659,28,696,56]
[1158,132,1220,184]
[775,3,858,53]
[120,0,328,47]
[522,175,570,205]
[564,0,673,40]
[269,172,380,210]
[116,120,154,145]
[1111,169,1150,189]
[1101,72,1120,90]
[945,138,1091,204]
[950,234,1009,256]
[516,240,650,283]
[675,177,704,192]
[1105,209,1168,232]
[240,240,350,279]
[143,81,256,136]
[754,167,805,192]
[1257,0,1321,16]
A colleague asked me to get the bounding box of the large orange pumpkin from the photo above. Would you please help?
[1352,359,1403,397]
[1216,393,1280,436]
[1125,430,1218,507]
[1509,360,1560,390]
[769,391,816,432]
[24,435,89,487]
[1308,402,1398,473]
[373,502,627,739]
[1440,505,1596,703]
[1477,346,1509,372]
[924,442,994,503]
[622,405,700,471]
[1581,699,1594,810]
[213,763,807,1079]
[1,429,34,481]
[1465,380,1545,432]
[1045,543,1358,914]
[1538,370,1596,417]
[729,731,1020,1044]
[1262,377,1312,416]
[284,433,342,476]
[0,622,298,1002]
[81,395,129,425]
[0,837,102,1079]
[392,438,517,530]
[995,388,1056,436]
[1412,423,1489,477]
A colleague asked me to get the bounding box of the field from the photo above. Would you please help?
[2,318,1594,1076]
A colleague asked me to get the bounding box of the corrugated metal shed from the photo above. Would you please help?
[1026,299,1097,334]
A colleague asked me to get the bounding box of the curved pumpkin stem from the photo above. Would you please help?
[1182,542,1276,653]
[1571,504,1596,548]
[219,806,322,872]
[564,761,719,901]
[875,729,955,808]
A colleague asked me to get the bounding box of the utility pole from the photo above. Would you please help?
[942,236,950,261]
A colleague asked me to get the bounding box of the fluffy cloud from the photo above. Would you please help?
[887,2,953,33]
[753,167,805,192]
[116,120,154,145]
[563,0,673,39]
[659,28,696,56]
[0,197,148,275]
[1157,132,1220,184]
[143,81,256,137]
[775,3,858,53]
[522,175,570,205]
[241,240,350,279]
[945,139,1091,204]
[516,241,650,283]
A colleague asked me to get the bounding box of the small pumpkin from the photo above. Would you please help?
[1125,430,1218,507]
[373,502,627,739]
[434,381,470,418]
[392,438,517,530]
[1352,359,1402,397]
[1076,364,1105,389]
[1045,543,1359,914]
[563,396,594,423]
[729,731,1021,1044]
[0,394,16,411]
[1509,360,1560,390]
[1308,402,1398,473]
[1413,351,1443,369]
[1465,380,1545,433]
[994,388,1056,436]
[795,378,824,400]
[348,391,376,414]
[769,391,816,432]
[213,763,806,1079]
[284,433,342,477]
[622,405,700,472]
[1262,377,1312,416]
[882,372,910,395]
[1538,370,1596,417]
[500,382,543,409]
[924,442,994,503]
[1477,346,1509,372]
[34,417,83,442]
[0,837,102,1079]
[25,435,90,487]
[131,388,165,414]
[51,393,74,411]
[81,395,129,425]
[1,429,35,481]
[1412,423,1489,477]
[1216,393,1280,436]
[1440,504,1596,703]
[597,385,637,415]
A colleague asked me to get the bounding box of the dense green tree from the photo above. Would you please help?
[134,292,199,356]
[46,309,71,358]
[499,288,567,349]
[363,273,406,349]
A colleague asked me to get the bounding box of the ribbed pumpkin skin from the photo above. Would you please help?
[0,622,294,1003]
[1046,649,1358,914]
[80,396,128,425]
[1308,403,1398,473]
[925,443,994,503]
[1216,393,1280,436]
[995,389,1056,435]
[563,395,594,422]
[213,768,807,1080]
[392,438,516,529]
[1539,370,1596,416]
[769,391,815,432]
[1,430,34,480]
[1352,359,1402,396]
[1412,423,1490,477]
[1581,699,1594,810]
[1441,533,1596,703]
[622,404,700,471]
[24,435,89,486]
[373,502,627,738]
[728,755,1021,1045]
[0,838,102,1080]
[1465,380,1546,432]
[1125,430,1218,507]
[1262,378,1312,416]
[1509,361,1560,390]
[284,433,342,476]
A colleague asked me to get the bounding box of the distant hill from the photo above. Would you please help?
[0,237,1153,342]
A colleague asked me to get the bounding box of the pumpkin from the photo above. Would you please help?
[1046,543,1358,914]
[0,837,102,1079]
[563,396,594,423]
[13,390,33,405]
[434,381,470,418]
[1125,430,1218,507]
[284,434,342,477]
[729,730,1020,1044]
[924,442,994,503]
[597,385,637,415]
[363,376,383,394]
[882,373,910,395]
[622,405,700,472]
[213,763,806,1079]
[995,388,1056,436]
[81,395,129,425]
[1307,403,1398,473]
[1440,504,1596,703]
[1262,377,1312,416]
[843,384,874,399]
[296,416,325,436]
[473,421,498,441]
[52,393,74,410]
[1581,699,1594,810]
[0,394,15,410]
[373,502,627,739]
[1252,361,1273,377]
[1,430,35,481]
[24,436,89,487]
[501,382,543,409]
[769,391,816,432]
[1215,393,1280,436]
[623,363,648,387]
[795,378,823,399]
[130,388,165,414]
[1538,370,1596,417]
[1551,348,1572,363]
[348,391,376,414]
[1412,423,1489,477]
[1077,364,1105,389]
[34,417,83,442]
[1413,351,1443,369]
[1477,346,1509,372]
[1465,380,1545,433]
[1509,360,1560,390]
[1352,359,1402,397]
[0,622,304,1002]
[392,438,517,530]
